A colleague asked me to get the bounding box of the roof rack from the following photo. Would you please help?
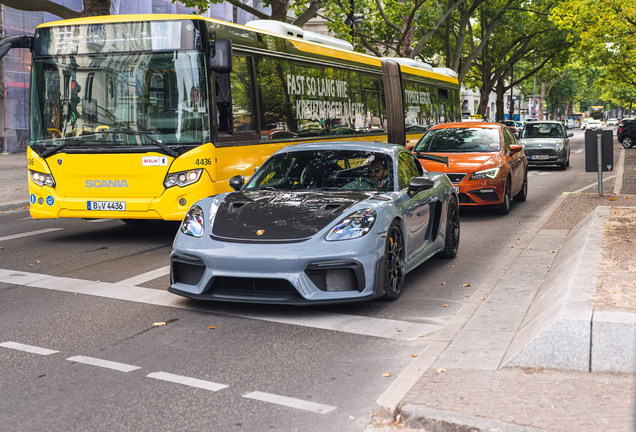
[245,20,353,51]
[381,57,433,71]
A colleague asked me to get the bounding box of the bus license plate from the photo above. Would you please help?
[531,155,549,160]
[453,186,459,194]
[87,201,126,211]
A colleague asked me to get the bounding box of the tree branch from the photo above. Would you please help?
[293,0,322,27]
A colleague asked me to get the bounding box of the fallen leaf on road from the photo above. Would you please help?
[96,280,100,283]
[443,304,449,307]
[449,265,454,267]
[550,250,558,253]
[439,282,446,285]
[153,322,167,326]
[418,334,424,337]
[29,264,33,267]
[412,354,418,358]
[609,197,616,201]
[209,326,216,329]
[480,298,485,300]
[382,373,391,377]
[349,416,355,421]
[36,260,40,263]
[0,247,4,249]
[511,245,515,248]
[462,283,471,287]
[436,368,446,373]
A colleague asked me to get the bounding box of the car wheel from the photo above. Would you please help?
[439,196,460,258]
[513,170,528,202]
[497,178,511,215]
[622,136,634,149]
[566,152,570,167]
[559,160,567,170]
[381,221,405,301]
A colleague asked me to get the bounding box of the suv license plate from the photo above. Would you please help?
[87,201,126,211]
[531,155,549,160]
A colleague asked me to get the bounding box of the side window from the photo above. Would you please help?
[503,128,514,152]
[403,80,433,130]
[362,75,385,133]
[218,55,257,142]
[256,57,296,140]
[397,152,421,189]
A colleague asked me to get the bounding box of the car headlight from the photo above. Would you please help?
[519,139,527,147]
[555,140,564,151]
[164,169,203,188]
[469,168,499,181]
[29,170,56,188]
[326,209,376,241]
[180,205,205,237]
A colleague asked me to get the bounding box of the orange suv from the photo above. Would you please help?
[413,122,528,214]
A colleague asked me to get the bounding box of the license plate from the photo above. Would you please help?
[453,186,459,194]
[87,201,126,211]
[531,155,550,160]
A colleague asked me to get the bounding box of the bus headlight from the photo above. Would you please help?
[29,170,56,188]
[181,205,205,237]
[164,169,203,188]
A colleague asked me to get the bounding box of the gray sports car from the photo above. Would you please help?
[169,142,460,304]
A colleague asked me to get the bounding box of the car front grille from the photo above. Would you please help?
[446,173,467,183]
[524,149,557,156]
[211,277,296,293]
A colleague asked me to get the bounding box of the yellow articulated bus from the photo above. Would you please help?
[0,14,459,221]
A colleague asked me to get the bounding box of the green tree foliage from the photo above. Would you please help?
[1,0,110,19]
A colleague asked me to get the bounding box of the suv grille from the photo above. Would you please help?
[524,149,556,156]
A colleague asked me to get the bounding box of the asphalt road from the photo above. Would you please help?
[0,128,617,432]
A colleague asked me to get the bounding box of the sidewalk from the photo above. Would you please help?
[0,152,29,210]
[369,145,636,431]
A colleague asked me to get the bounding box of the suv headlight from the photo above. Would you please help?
[29,170,56,188]
[180,205,205,237]
[469,168,499,181]
[164,169,203,188]
[326,209,376,241]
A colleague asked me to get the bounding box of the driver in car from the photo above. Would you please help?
[368,159,390,191]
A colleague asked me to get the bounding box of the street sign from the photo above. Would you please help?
[585,130,613,172]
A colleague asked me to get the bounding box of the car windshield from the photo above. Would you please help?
[29,51,210,149]
[415,128,501,152]
[521,123,563,138]
[246,150,394,192]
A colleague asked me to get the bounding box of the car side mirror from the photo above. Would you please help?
[408,176,434,197]
[209,38,232,73]
[567,132,573,137]
[229,175,244,191]
[510,144,523,154]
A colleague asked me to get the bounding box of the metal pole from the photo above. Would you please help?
[509,65,514,121]
[597,133,603,194]
[533,53,536,118]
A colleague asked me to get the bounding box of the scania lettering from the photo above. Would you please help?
[0,15,459,221]
[86,180,129,188]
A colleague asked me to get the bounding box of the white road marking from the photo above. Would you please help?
[243,391,336,414]
[117,266,170,286]
[66,355,140,372]
[19,217,32,221]
[0,269,439,340]
[0,228,62,242]
[87,219,111,223]
[573,149,584,153]
[573,175,615,193]
[147,372,228,391]
[0,341,58,356]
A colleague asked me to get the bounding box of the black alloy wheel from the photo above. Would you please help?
[382,221,405,301]
[497,178,511,215]
[622,136,634,149]
[513,170,528,202]
[439,196,460,258]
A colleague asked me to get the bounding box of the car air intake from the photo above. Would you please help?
[211,277,296,293]
[306,268,358,291]
[172,258,206,286]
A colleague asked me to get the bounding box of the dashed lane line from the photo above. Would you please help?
[0,228,63,242]
[66,355,141,372]
[243,391,337,414]
[0,269,439,341]
[117,265,170,286]
[147,372,229,392]
[0,341,59,356]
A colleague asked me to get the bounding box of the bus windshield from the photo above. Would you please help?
[30,50,210,149]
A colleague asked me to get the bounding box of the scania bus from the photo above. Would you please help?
[0,14,459,221]
[590,106,604,121]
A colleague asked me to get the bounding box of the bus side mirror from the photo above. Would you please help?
[0,35,33,61]
[210,39,232,73]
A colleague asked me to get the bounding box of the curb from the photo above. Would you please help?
[0,201,30,213]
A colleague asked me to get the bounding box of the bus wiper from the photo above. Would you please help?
[40,137,80,158]
[100,130,179,158]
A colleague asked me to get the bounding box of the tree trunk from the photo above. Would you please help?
[539,80,546,120]
[81,0,110,17]
[494,77,506,121]
[269,0,289,22]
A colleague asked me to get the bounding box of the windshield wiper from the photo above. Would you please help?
[99,130,179,158]
[40,137,81,158]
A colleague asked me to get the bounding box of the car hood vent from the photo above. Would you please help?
[211,190,371,241]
